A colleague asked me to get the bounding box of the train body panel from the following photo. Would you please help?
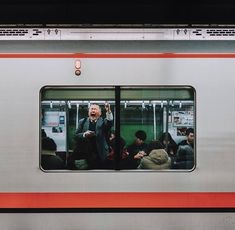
[0,213,235,230]
[0,47,234,192]
[0,38,234,228]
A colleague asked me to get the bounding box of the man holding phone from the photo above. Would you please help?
[74,103,113,169]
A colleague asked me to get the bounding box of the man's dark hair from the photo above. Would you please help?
[186,128,194,136]
[42,137,57,151]
[135,130,147,141]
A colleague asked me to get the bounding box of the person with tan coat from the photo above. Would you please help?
[138,148,171,170]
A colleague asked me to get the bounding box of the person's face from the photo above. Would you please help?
[135,138,144,146]
[187,133,194,144]
[163,140,170,145]
[109,133,115,141]
[88,105,101,120]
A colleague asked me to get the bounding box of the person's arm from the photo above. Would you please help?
[134,151,146,159]
[75,118,96,139]
[104,103,113,130]
[75,118,96,138]
[104,103,113,121]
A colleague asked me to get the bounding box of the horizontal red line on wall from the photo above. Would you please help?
[0,53,235,58]
[0,192,234,208]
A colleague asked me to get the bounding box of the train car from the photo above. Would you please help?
[0,26,235,229]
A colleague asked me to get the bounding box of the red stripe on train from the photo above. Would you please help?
[0,192,234,208]
[0,53,235,58]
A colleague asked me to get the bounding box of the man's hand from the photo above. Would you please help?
[104,102,111,113]
[84,130,96,138]
[134,151,146,159]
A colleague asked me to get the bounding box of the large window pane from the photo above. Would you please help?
[120,86,195,170]
[40,86,115,170]
[40,86,195,171]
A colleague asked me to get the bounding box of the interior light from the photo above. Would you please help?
[68,101,71,109]
[142,101,145,109]
[179,101,182,109]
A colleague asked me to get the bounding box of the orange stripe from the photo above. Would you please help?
[0,192,234,208]
[0,53,235,58]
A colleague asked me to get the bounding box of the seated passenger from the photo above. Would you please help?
[109,130,116,143]
[41,137,65,170]
[172,145,194,169]
[159,132,178,158]
[67,137,94,170]
[106,136,129,169]
[138,141,171,170]
[145,139,163,155]
[107,129,116,153]
[126,130,148,169]
[178,128,194,148]
[41,129,47,138]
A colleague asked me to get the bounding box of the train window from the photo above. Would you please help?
[40,86,195,171]
[120,87,195,170]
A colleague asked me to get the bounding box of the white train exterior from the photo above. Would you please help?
[0,27,234,229]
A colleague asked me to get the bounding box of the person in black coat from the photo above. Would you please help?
[41,137,65,170]
[172,145,194,169]
[159,132,178,157]
[126,130,148,169]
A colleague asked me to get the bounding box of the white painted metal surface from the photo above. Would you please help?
[0,32,235,229]
[1,27,235,40]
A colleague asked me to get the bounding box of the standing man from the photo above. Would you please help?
[74,103,113,169]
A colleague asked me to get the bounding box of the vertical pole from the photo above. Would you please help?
[115,86,120,170]
[76,103,79,129]
[165,100,170,151]
[65,101,69,166]
[153,103,156,140]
